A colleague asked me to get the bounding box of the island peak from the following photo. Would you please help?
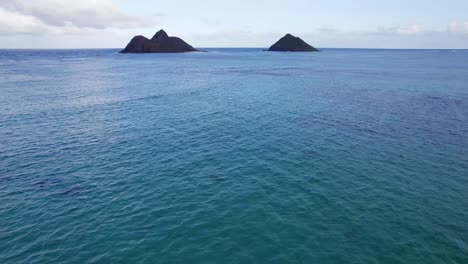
[151,30,169,41]
[267,33,319,52]
[120,29,198,53]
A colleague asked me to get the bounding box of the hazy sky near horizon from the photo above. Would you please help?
[1,0,468,48]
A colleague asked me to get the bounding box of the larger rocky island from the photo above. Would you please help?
[267,33,319,52]
[120,30,198,53]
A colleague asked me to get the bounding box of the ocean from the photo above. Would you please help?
[1,48,467,263]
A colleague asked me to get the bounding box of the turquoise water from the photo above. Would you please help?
[1,48,468,263]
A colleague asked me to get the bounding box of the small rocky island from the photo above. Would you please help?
[120,29,198,53]
[267,33,319,52]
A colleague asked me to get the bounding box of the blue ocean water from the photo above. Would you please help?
[1,48,468,263]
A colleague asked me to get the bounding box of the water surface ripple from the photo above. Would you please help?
[1,49,468,263]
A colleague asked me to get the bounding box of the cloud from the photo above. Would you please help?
[395,24,425,35]
[0,1,467,49]
[373,24,426,36]
[448,21,468,34]
[0,7,49,34]
[187,22,468,49]
[0,0,150,35]
[187,30,279,47]
[309,24,468,48]
[316,24,427,37]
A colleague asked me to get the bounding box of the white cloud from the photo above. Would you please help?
[448,21,468,34]
[0,7,47,34]
[187,30,280,47]
[374,24,425,36]
[0,0,150,35]
[396,24,424,35]
[0,1,467,49]
[0,8,88,35]
[187,22,468,49]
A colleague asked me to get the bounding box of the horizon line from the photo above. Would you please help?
[1,47,468,50]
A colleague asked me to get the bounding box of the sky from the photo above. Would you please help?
[0,0,468,49]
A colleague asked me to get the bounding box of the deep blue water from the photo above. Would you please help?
[1,48,468,263]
